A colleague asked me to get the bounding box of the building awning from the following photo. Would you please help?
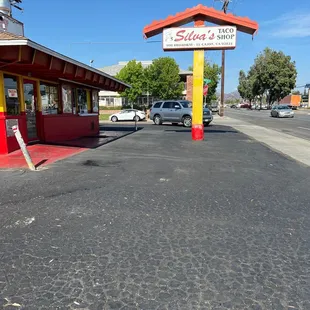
[143,4,259,38]
[0,32,130,92]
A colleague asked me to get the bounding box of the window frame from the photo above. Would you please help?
[171,101,181,109]
[61,84,74,114]
[77,88,88,114]
[162,102,173,109]
[40,82,60,115]
[153,102,162,109]
[3,74,21,116]
[92,90,99,113]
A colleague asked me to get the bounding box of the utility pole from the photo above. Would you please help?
[219,0,230,117]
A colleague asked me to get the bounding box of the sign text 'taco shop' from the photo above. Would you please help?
[163,26,237,51]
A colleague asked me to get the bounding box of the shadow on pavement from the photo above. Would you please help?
[165,128,238,134]
[35,159,48,169]
[99,125,144,132]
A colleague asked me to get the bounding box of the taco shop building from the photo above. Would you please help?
[0,11,129,155]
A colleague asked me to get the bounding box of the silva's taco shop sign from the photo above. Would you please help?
[163,26,237,51]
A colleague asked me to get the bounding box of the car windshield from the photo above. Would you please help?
[180,100,192,108]
[277,106,290,110]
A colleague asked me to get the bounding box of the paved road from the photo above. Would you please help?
[1,124,310,309]
[225,108,310,141]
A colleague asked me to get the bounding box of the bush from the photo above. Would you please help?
[122,104,144,110]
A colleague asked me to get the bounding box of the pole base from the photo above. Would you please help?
[192,124,204,141]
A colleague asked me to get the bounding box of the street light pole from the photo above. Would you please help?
[220,50,225,117]
[219,0,230,117]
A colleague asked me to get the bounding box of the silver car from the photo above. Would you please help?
[149,100,213,127]
[210,102,219,113]
[271,105,294,118]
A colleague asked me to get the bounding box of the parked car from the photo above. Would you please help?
[230,104,238,108]
[210,102,219,113]
[149,100,213,127]
[240,103,251,109]
[109,109,146,122]
[270,105,294,118]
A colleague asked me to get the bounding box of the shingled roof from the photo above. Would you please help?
[0,31,26,40]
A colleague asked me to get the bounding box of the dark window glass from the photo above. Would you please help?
[77,89,88,113]
[162,102,173,109]
[4,74,20,115]
[172,102,181,108]
[153,102,162,108]
[180,100,192,108]
[72,88,77,114]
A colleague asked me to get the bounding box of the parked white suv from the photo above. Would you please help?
[149,100,213,127]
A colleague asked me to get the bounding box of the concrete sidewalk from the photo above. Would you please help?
[214,115,310,167]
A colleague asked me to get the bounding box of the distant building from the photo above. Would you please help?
[98,61,193,107]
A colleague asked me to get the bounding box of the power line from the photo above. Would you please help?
[216,0,231,116]
[69,41,161,45]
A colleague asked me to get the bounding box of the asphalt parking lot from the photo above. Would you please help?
[1,123,310,309]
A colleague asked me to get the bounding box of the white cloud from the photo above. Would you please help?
[263,12,310,38]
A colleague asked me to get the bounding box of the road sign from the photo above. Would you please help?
[203,84,209,96]
[204,78,211,85]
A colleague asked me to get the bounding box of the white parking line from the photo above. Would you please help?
[298,127,310,131]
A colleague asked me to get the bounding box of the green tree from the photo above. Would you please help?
[237,69,256,104]
[292,90,301,95]
[115,60,146,103]
[189,61,221,104]
[238,70,249,99]
[251,48,297,106]
[145,57,183,99]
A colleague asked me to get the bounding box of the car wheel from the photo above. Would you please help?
[153,115,162,125]
[182,116,192,127]
[133,115,140,122]
[111,116,118,122]
[204,122,210,126]
[172,123,178,126]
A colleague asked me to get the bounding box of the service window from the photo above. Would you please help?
[4,74,20,115]
[77,88,88,114]
[72,88,77,114]
[40,83,59,115]
[62,84,73,113]
[92,90,99,113]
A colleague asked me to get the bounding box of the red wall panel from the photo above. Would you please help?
[43,115,99,142]
[0,117,8,154]
[0,114,99,154]
[0,115,27,154]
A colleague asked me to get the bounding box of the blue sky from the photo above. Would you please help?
[14,0,310,93]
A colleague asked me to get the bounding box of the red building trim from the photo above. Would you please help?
[0,33,130,154]
[143,4,258,38]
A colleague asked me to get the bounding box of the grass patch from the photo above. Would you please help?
[99,114,110,121]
